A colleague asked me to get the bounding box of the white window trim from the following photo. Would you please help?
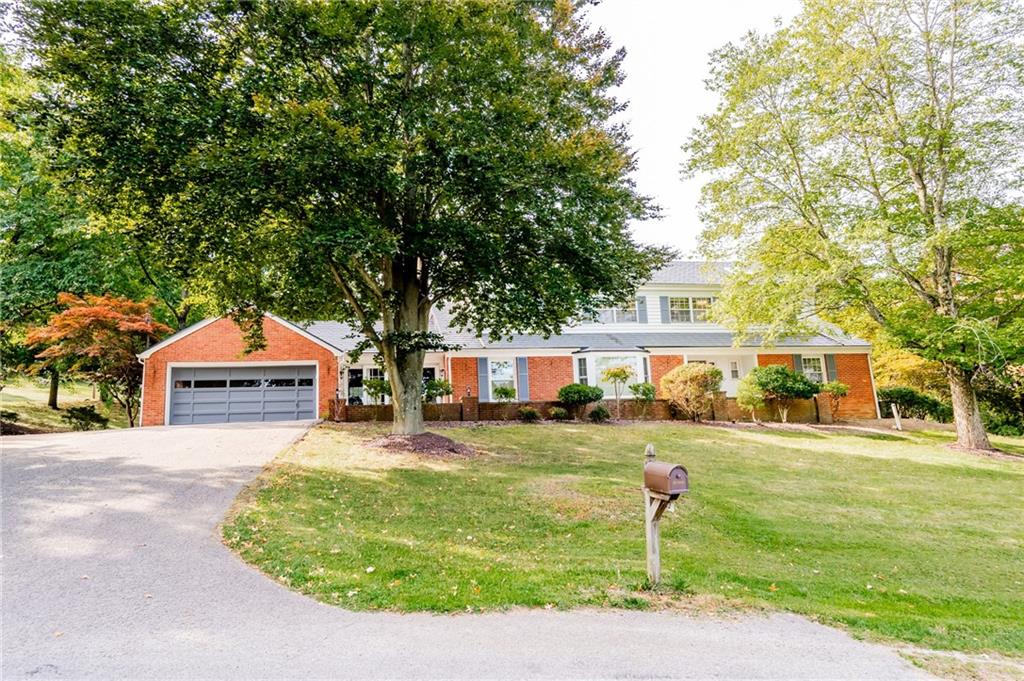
[667,296,717,324]
[596,302,639,324]
[573,352,650,391]
[487,358,518,400]
[801,354,827,382]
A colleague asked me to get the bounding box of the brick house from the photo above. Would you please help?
[138,261,879,426]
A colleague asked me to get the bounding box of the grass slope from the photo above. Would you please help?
[224,422,1024,655]
[1,376,128,431]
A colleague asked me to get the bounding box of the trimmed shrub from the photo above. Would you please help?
[748,365,819,423]
[628,382,656,419]
[518,406,540,423]
[820,380,849,419]
[493,385,516,402]
[588,404,610,423]
[661,363,723,421]
[61,405,109,431]
[548,406,570,421]
[876,386,951,422]
[557,383,604,420]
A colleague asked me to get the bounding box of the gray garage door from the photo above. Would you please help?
[169,366,316,425]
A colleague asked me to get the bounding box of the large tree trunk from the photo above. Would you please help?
[946,365,992,450]
[47,368,59,409]
[380,257,430,436]
[389,349,426,435]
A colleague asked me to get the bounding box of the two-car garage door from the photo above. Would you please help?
[169,365,316,425]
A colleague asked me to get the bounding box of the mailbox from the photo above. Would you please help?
[643,461,689,498]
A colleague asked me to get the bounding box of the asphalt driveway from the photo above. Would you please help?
[2,424,932,680]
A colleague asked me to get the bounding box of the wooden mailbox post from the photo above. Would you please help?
[641,443,689,585]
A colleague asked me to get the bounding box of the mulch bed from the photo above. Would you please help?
[368,432,478,458]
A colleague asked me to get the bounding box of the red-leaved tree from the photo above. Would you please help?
[27,294,171,427]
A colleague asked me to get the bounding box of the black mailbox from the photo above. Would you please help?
[643,461,689,499]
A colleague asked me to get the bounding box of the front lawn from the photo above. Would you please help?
[224,422,1024,655]
[0,376,129,431]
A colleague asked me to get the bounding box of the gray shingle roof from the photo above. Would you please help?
[647,260,732,285]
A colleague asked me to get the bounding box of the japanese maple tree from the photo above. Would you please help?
[27,294,171,427]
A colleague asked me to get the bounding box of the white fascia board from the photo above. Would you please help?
[137,317,220,359]
[646,346,871,355]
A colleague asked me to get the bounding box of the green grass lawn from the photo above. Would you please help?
[224,422,1024,655]
[1,375,128,431]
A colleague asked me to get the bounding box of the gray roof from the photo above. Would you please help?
[479,331,869,351]
[647,260,732,285]
[297,321,868,354]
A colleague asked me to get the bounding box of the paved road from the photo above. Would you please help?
[2,425,932,680]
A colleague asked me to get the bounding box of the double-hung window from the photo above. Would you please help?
[489,359,515,397]
[596,304,638,324]
[577,357,589,385]
[668,297,691,323]
[801,356,825,384]
[730,361,740,379]
[667,296,716,323]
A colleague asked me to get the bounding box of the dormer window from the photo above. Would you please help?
[596,304,638,324]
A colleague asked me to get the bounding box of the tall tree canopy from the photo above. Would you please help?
[18,0,669,434]
[686,0,1024,450]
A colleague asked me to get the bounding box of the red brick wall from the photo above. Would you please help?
[450,357,478,398]
[651,355,684,397]
[141,316,339,426]
[757,354,796,369]
[832,353,878,419]
[526,356,573,400]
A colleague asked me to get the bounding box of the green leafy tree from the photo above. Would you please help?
[628,381,656,419]
[363,379,392,406]
[600,365,634,419]
[422,378,453,403]
[660,363,723,421]
[748,365,819,423]
[820,380,849,421]
[19,1,669,435]
[685,0,1024,450]
[736,373,766,423]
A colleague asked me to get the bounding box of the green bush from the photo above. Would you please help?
[876,386,952,422]
[820,380,849,419]
[0,410,18,423]
[557,383,604,419]
[517,406,540,423]
[61,405,109,431]
[628,382,656,419]
[736,373,766,422]
[493,385,516,402]
[982,407,1024,436]
[547,406,570,421]
[748,365,819,423]
[363,378,391,404]
[588,404,610,423]
[423,378,453,402]
[660,363,723,421]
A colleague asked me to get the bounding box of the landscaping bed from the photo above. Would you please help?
[224,421,1024,655]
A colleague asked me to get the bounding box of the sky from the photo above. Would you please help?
[585,0,801,256]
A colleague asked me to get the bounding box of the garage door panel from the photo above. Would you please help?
[169,365,316,425]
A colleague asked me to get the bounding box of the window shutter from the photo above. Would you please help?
[792,354,803,374]
[825,354,838,382]
[477,358,490,401]
[636,297,648,323]
[516,357,530,401]
[660,296,670,323]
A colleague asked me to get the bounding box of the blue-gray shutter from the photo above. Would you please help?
[659,296,671,323]
[636,297,648,323]
[516,357,530,400]
[792,354,803,374]
[477,358,490,401]
[825,354,838,382]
